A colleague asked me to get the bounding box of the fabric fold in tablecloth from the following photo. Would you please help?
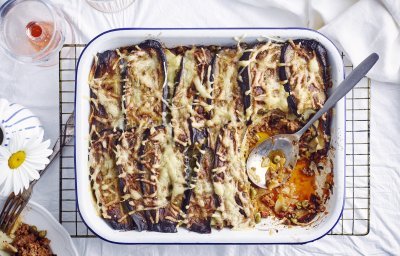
[320,0,400,84]
[239,0,400,84]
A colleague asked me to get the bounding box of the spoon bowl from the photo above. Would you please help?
[246,53,379,189]
[246,134,299,189]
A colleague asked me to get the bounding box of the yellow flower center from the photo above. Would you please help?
[8,151,26,169]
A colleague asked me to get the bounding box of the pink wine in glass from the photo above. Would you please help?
[26,21,54,52]
[0,0,70,66]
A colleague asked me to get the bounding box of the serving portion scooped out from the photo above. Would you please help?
[87,38,334,233]
[247,53,378,190]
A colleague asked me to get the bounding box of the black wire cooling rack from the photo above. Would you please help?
[58,44,370,238]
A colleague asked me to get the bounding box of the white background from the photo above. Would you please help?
[0,0,399,255]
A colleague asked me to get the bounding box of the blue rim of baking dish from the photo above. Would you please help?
[74,27,346,245]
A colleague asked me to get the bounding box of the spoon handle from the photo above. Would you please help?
[296,53,379,136]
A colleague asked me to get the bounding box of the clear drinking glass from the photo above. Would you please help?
[86,0,136,13]
[0,0,69,66]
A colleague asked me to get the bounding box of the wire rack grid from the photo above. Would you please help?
[59,44,370,238]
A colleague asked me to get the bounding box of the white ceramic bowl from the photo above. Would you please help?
[75,28,345,244]
[0,197,78,255]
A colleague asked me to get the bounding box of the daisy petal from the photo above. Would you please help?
[22,165,37,181]
[18,167,30,189]
[21,160,38,172]
[13,170,24,195]
[25,158,44,170]
[42,139,51,150]
[25,139,44,152]
[26,143,52,158]
[0,165,10,186]
[24,161,46,171]
[26,165,40,181]
[0,174,13,196]
[26,167,40,180]
[25,155,50,165]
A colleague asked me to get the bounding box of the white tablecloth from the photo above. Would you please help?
[0,0,399,255]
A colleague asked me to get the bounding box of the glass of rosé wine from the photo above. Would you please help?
[0,0,70,66]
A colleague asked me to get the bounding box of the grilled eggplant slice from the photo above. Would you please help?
[88,50,124,138]
[123,40,167,129]
[279,42,298,116]
[171,46,213,148]
[246,42,289,122]
[207,47,254,229]
[170,47,201,217]
[212,126,254,229]
[159,133,188,229]
[138,127,169,231]
[238,46,252,124]
[118,126,186,233]
[138,126,179,232]
[170,46,213,210]
[164,47,190,226]
[165,47,185,124]
[279,39,329,118]
[189,46,215,143]
[185,147,215,233]
[139,40,169,124]
[293,39,329,84]
[89,131,133,230]
[208,47,246,148]
[115,130,148,231]
[170,46,216,233]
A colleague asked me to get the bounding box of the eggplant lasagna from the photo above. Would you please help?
[88,39,334,233]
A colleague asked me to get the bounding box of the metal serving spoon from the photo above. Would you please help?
[247,53,379,189]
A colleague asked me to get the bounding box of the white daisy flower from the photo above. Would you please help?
[0,130,52,196]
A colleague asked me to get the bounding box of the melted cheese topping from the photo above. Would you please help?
[162,141,186,203]
[249,42,289,119]
[165,49,183,97]
[88,40,333,230]
[147,128,170,208]
[170,48,199,146]
[189,49,213,132]
[114,131,145,212]
[186,149,216,228]
[284,41,326,117]
[208,48,254,229]
[208,48,244,147]
[212,128,255,229]
[89,51,124,131]
[89,133,129,225]
[179,47,217,229]
[124,48,164,128]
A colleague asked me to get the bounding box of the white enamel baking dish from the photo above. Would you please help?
[75,28,345,244]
